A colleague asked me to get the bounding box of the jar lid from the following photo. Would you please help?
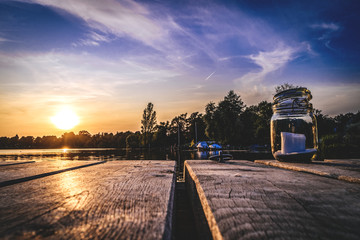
[273,87,312,103]
[273,88,313,112]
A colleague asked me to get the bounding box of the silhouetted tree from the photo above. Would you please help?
[42,135,61,148]
[141,102,157,147]
[204,90,245,146]
[9,135,19,148]
[18,136,34,148]
[240,107,258,145]
[169,113,187,148]
[114,131,132,148]
[153,121,170,148]
[0,137,9,148]
[187,112,206,146]
[0,90,359,160]
[314,109,336,138]
[217,90,245,145]
[62,132,76,147]
[126,131,141,148]
[253,101,272,145]
[204,102,218,140]
[78,130,92,147]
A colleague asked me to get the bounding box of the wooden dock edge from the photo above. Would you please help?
[255,160,360,184]
[162,163,176,240]
[184,161,223,240]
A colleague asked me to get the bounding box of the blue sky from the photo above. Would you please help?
[0,0,359,136]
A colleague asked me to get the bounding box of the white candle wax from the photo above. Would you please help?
[281,132,306,154]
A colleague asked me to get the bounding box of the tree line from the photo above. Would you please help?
[1,88,359,158]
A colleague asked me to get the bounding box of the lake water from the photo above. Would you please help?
[0,148,273,181]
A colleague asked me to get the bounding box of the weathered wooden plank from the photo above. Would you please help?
[255,159,360,184]
[0,161,106,188]
[0,160,175,240]
[0,160,103,183]
[0,161,35,167]
[185,160,360,240]
[324,159,360,165]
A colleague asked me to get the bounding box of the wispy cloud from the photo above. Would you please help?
[0,51,180,105]
[0,37,9,43]
[19,1,300,107]
[19,0,301,77]
[235,45,296,84]
[310,22,342,50]
[311,22,340,33]
[233,45,297,105]
[28,0,169,50]
[0,0,359,136]
[74,31,112,47]
[0,49,184,135]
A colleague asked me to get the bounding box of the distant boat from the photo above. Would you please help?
[196,141,222,150]
[209,143,222,150]
[196,141,209,150]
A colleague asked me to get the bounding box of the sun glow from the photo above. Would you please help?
[51,108,80,130]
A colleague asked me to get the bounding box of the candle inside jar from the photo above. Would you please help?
[281,132,306,154]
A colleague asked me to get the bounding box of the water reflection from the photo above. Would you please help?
[0,148,273,181]
[196,151,208,159]
[195,150,222,159]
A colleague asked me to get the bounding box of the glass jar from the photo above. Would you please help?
[270,88,318,162]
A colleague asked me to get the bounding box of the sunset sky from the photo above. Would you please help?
[1,0,359,137]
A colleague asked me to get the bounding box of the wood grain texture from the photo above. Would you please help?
[0,161,35,167]
[0,161,175,240]
[255,159,360,184]
[324,159,360,166]
[185,160,360,240]
[0,160,103,183]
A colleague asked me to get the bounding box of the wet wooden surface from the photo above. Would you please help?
[0,160,175,240]
[185,160,360,240]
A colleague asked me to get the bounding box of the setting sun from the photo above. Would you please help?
[51,108,80,130]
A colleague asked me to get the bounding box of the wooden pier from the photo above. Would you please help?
[185,159,360,240]
[0,160,175,239]
[1,159,360,239]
